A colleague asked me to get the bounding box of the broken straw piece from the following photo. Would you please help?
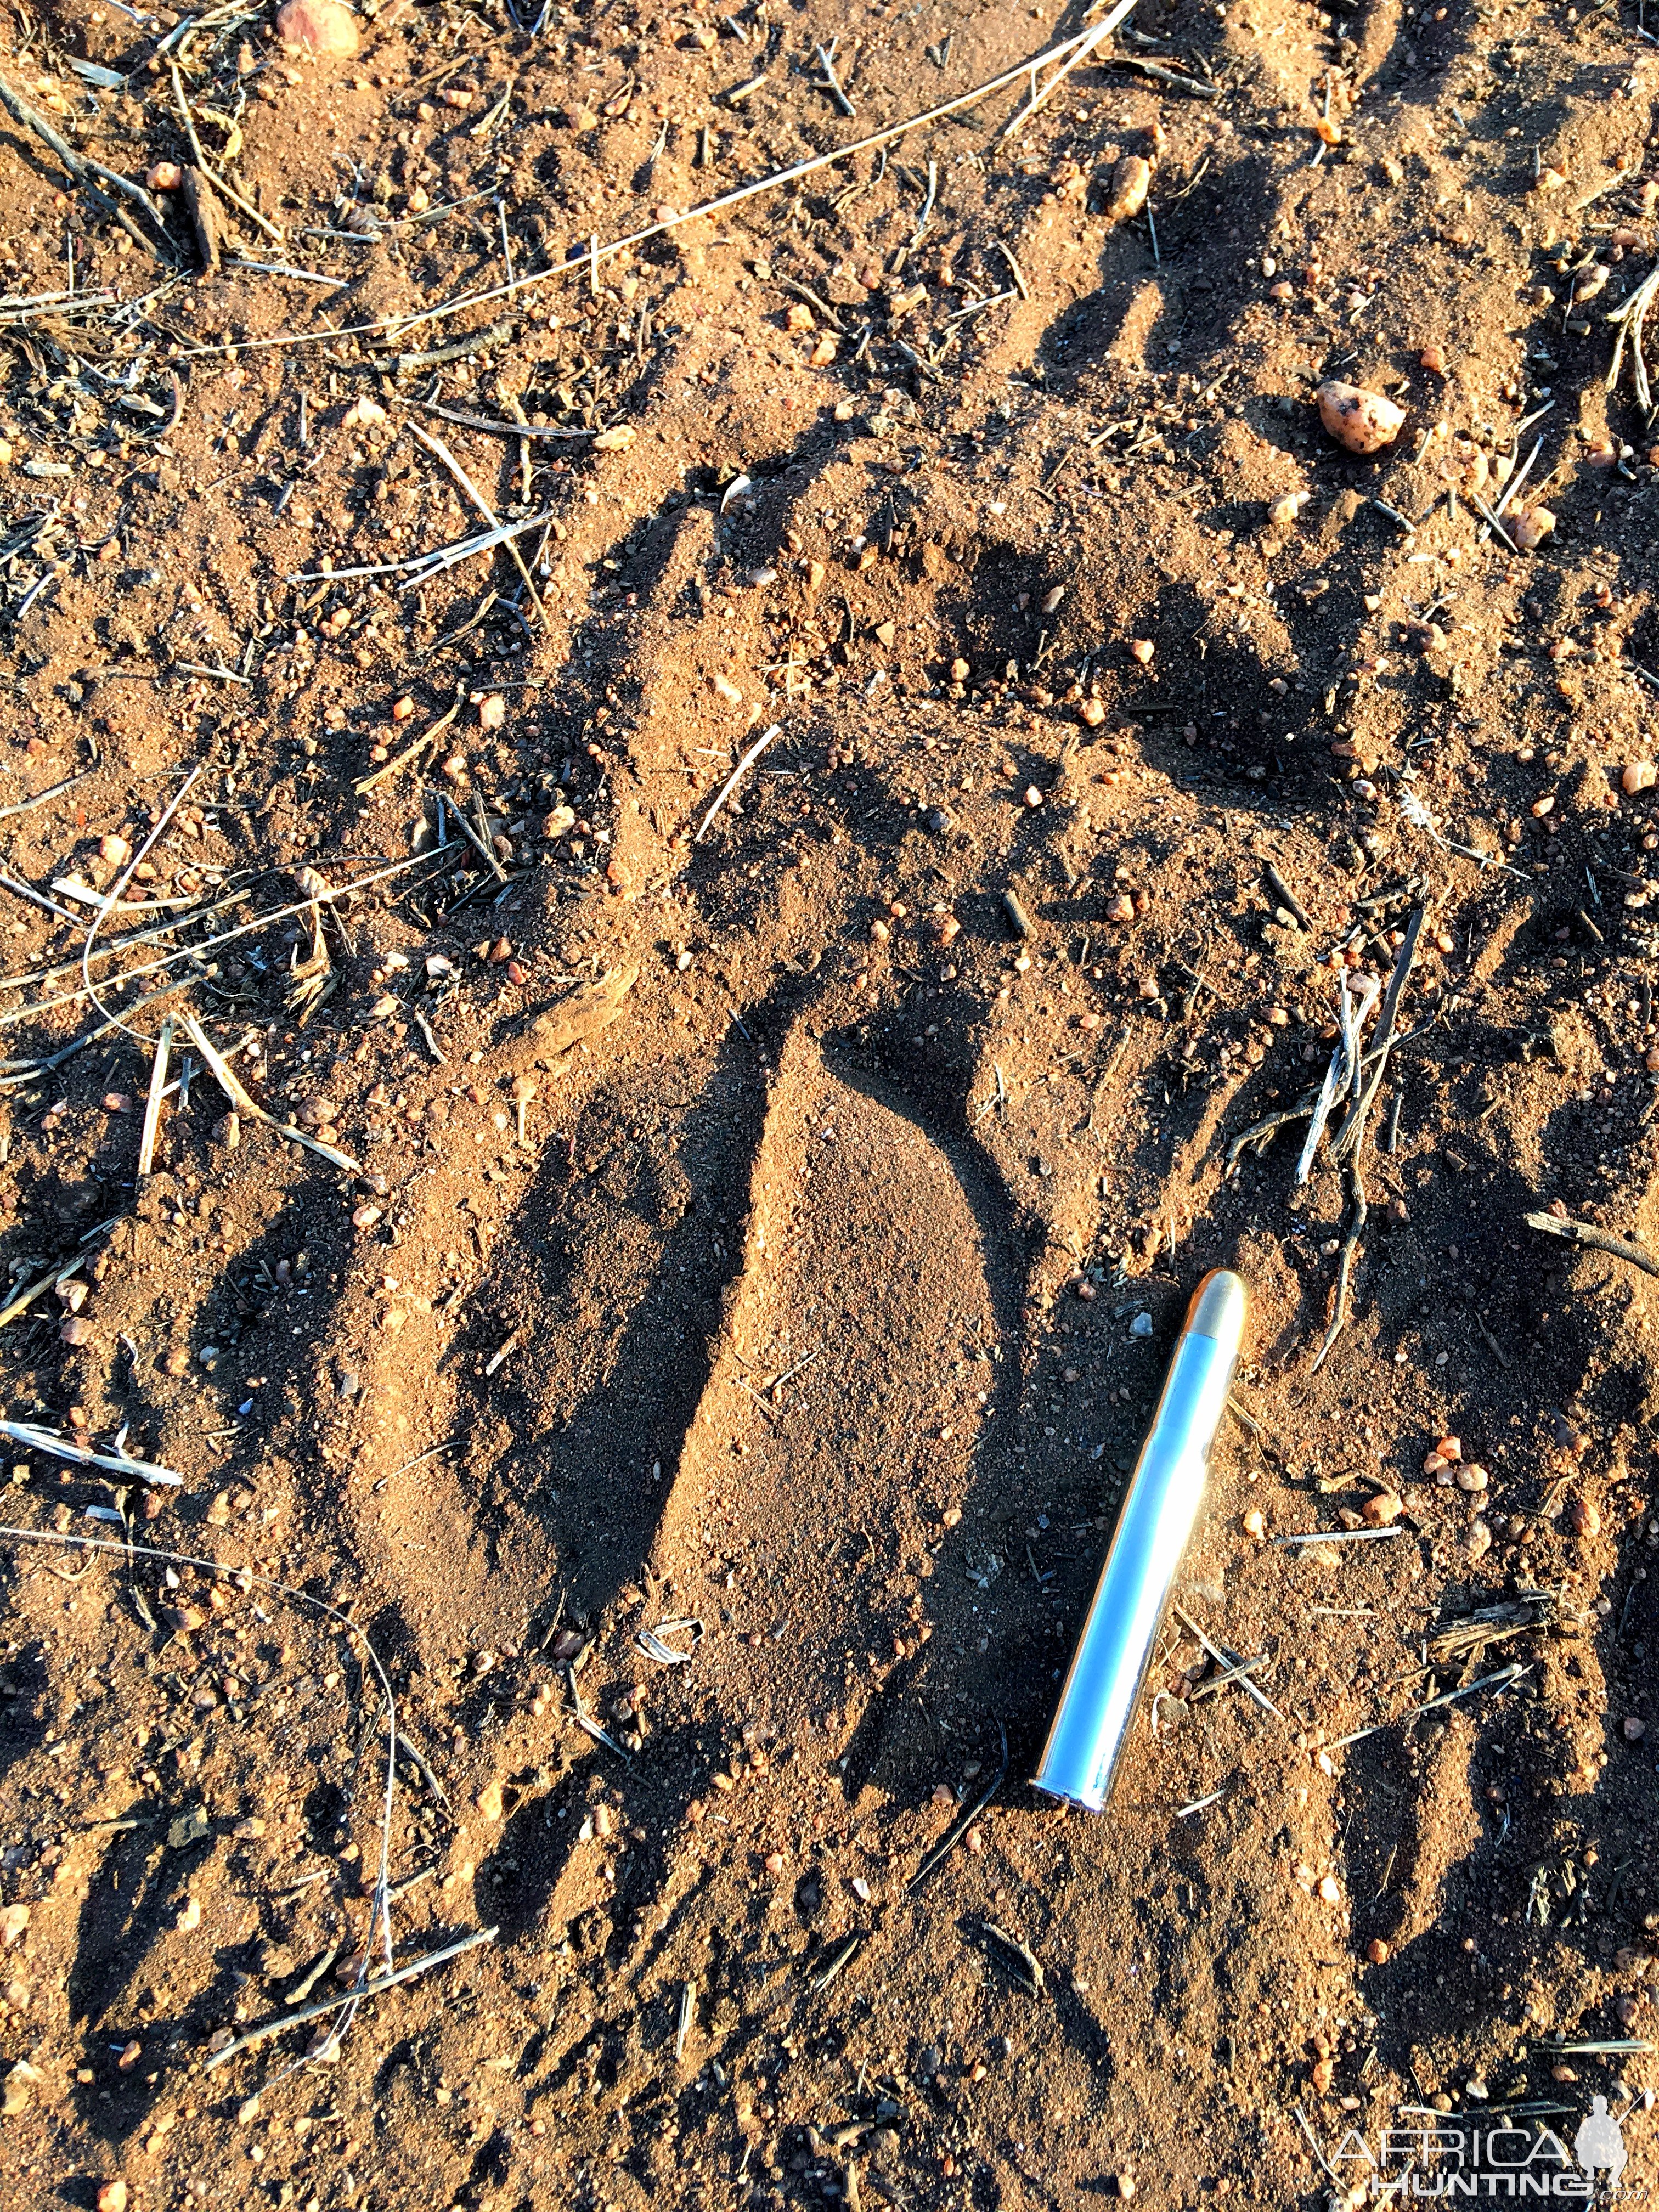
[181,1015,361,1172]
[0,1417,183,1487]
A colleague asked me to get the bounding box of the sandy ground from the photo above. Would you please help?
[0,0,1657,2203]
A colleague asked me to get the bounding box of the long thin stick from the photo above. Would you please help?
[999,5,1127,137]
[352,701,461,796]
[1171,1606,1282,1720]
[0,1256,88,1331]
[0,883,253,995]
[1313,913,1425,1373]
[136,1013,172,1178]
[1606,266,1659,411]
[1491,434,1543,523]
[409,425,545,627]
[1524,1211,1659,1279]
[1330,904,1423,1163]
[82,766,204,1044]
[173,13,1139,363]
[1328,1663,1529,1750]
[182,1014,361,1172]
[203,1926,499,2072]
[284,509,555,586]
[1465,486,1520,555]
[0,771,89,822]
[0,1418,183,1487]
[908,1722,1009,1892]
[0,870,83,926]
[1106,54,1218,97]
[168,61,284,243]
[414,402,595,442]
[1310,1154,1365,1375]
[696,724,782,843]
[1297,969,1376,1184]
[814,40,856,118]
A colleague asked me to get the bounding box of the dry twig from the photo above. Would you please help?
[0,1419,182,1486]
[182,1015,362,1172]
[696,725,783,842]
[1523,1211,1659,1279]
[410,424,546,627]
[204,1927,499,2073]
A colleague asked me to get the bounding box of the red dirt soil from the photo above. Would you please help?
[0,0,1657,2203]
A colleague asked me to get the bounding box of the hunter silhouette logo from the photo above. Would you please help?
[1321,2097,1640,2198]
[1573,2099,1627,2193]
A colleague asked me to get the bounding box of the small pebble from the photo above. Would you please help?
[1361,1492,1403,1527]
[1623,761,1657,795]
[1569,1496,1600,1538]
[1242,1508,1266,1541]
[1267,490,1310,527]
[1128,639,1155,665]
[1113,2175,1137,2202]
[1316,380,1406,454]
[1510,504,1556,552]
[1367,1937,1390,1964]
[1024,786,1043,809]
[1454,1464,1488,1493]
[1317,1875,1341,1905]
[1623,1717,1646,1742]
[95,2183,127,2212]
[1105,154,1151,224]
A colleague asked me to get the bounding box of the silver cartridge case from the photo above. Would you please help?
[1032,1268,1248,1810]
